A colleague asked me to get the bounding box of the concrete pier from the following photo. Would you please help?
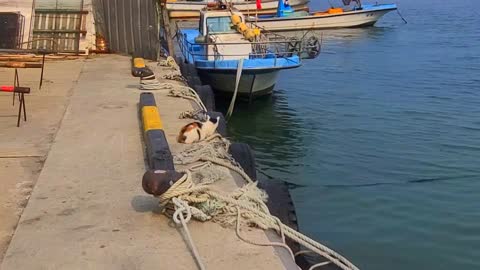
[0,55,295,269]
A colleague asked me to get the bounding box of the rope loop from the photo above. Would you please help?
[172,197,192,224]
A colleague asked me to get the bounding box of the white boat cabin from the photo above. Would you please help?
[198,9,251,61]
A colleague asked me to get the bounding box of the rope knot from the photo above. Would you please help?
[172,197,192,224]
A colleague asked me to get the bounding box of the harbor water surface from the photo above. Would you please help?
[227,0,480,269]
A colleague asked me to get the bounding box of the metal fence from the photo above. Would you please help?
[31,0,85,53]
[93,0,160,60]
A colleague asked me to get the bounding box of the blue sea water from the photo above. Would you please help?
[228,0,480,269]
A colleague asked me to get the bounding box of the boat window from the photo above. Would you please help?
[206,16,235,34]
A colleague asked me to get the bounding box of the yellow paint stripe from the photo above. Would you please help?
[142,106,163,131]
[133,58,146,68]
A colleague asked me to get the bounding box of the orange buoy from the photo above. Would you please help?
[327,8,344,14]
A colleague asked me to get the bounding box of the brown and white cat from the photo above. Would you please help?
[177,115,220,144]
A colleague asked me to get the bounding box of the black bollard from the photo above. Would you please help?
[142,170,185,196]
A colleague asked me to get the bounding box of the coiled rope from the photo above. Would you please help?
[158,167,359,270]
[158,56,181,71]
[139,56,185,90]
[140,78,163,90]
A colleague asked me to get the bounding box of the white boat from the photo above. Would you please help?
[247,2,397,31]
[176,6,319,98]
[167,0,309,19]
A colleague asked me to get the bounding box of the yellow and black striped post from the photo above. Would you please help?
[131,57,154,78]
[139,92,174,170]
[139,93,185,196]
[133,57,146,69]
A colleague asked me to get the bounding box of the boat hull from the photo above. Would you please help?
[197,68,281,97]
[249,6,397,31]
[167,0,309,19]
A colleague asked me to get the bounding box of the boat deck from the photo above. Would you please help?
[179,29,301,70]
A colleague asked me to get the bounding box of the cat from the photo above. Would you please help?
[177,115,220,144]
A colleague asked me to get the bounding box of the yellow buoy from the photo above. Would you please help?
[231,14,242,26]
[237,23,248,33]
[244,29,255,40]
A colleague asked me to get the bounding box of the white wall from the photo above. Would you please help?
[0,0,35,49]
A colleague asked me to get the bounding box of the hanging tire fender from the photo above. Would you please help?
[194,84,216,112]
[186,63,199,77]
[187,75,202,88]
[228,142,257,181]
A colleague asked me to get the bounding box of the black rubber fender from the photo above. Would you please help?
[175,56,185,74]
[179,60,188,76]
[257,179,309,268]
[206,111,227,137]
[187,75,202,88]
[194,84,216,112]
[174,56,184,66]
[228,143,257,181]
[185,63,199,77]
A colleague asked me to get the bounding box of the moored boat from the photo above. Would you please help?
[247,0,397,31]
[167,0,309,19]
[176,5,319,98]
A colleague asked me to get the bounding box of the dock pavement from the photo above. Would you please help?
[0,55,296,269]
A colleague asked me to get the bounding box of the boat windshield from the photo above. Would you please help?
[206,16,236,34]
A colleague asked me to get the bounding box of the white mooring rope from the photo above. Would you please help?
[172,197,207,270]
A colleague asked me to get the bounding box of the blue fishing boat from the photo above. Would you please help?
[176,4,319,97]
[247,0,397,31]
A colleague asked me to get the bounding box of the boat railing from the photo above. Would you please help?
[177,32,317,69]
